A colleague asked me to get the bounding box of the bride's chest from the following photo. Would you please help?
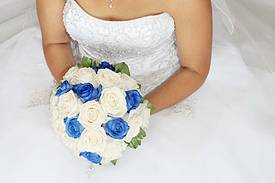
[63,0,176,50]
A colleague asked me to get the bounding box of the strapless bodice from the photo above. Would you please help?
[63,0,181,95]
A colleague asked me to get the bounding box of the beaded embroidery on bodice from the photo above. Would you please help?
[63,0,196,115]
[63,0,180,94]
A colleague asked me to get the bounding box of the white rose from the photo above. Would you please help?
[124,115,143,142]
[51,107,60,122]
[124,101,150,142]
[49,92,60,120]
[97,69,122,88]
[77,68,98,87]
[101,141,127,163]
[52,118,78,153]
[100,87,127,117]
[129,100,151,129]
[57,90,80,118]
[49,91,58,108]
[77,128,107,153]
[119,73,139,91]
[63,66,79,85]
[78,101,107,128]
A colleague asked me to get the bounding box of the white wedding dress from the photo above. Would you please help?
[0,0,275,183]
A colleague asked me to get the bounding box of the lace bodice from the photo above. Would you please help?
[62,0,196,115]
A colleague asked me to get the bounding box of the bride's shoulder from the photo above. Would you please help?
[166,0,212,12]
[165,0,212,18]
[36,0,71,45]
[36,0,67,10]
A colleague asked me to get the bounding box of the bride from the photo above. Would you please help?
[37,0,212,113]
[0,0,274,182]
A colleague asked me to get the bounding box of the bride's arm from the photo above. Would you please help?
[145,0,212,113]
[36,0,75,83]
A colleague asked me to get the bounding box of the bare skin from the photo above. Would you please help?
[36,0,212,114]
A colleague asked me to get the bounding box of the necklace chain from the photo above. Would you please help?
[108,0,113,8]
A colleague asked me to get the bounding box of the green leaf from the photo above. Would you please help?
[147,101,156,114]
[110,160,118,166]
[127,128,146,149]
[141,97,145,103]
[128,141,135,149]
[139,128,146,138]
[91,59,100,68]
[80,56,92,68]
[137,139,141,146]
[113,62,131,76]
[137,132,144,140]
[77,63,82,68]
[132,138,139,148]
[138,128,146,139]
[137,128,145,139]
[132,137,139,147]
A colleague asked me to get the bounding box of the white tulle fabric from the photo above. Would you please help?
[211,0,235,34]
[1,0,275,183]
[0,0,38,42]
[212,0,275,73]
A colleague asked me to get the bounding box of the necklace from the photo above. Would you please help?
[108,0,113,8]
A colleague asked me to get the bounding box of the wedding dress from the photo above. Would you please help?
[0,0,275,183]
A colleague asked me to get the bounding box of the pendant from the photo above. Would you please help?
[108,0,113,8]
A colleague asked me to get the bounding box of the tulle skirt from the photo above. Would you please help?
[0,27,275,183]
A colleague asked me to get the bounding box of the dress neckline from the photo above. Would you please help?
[69,0,172,24]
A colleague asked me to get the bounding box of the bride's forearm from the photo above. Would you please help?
[43,42,75,83]
[145,66,208,114]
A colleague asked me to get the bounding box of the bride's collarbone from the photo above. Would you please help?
[73,0,168,22]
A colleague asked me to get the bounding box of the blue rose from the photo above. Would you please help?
[73,83,102,103]
[79,151,102,164]
[125,90,142,112]
[98,60,115,71]
[102,118,129,140]
[56,80,73,96]
[64,116,84,139]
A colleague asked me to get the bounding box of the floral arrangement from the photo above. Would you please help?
[50,56,154,166]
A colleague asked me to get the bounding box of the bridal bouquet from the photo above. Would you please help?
[50,56,154,166]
